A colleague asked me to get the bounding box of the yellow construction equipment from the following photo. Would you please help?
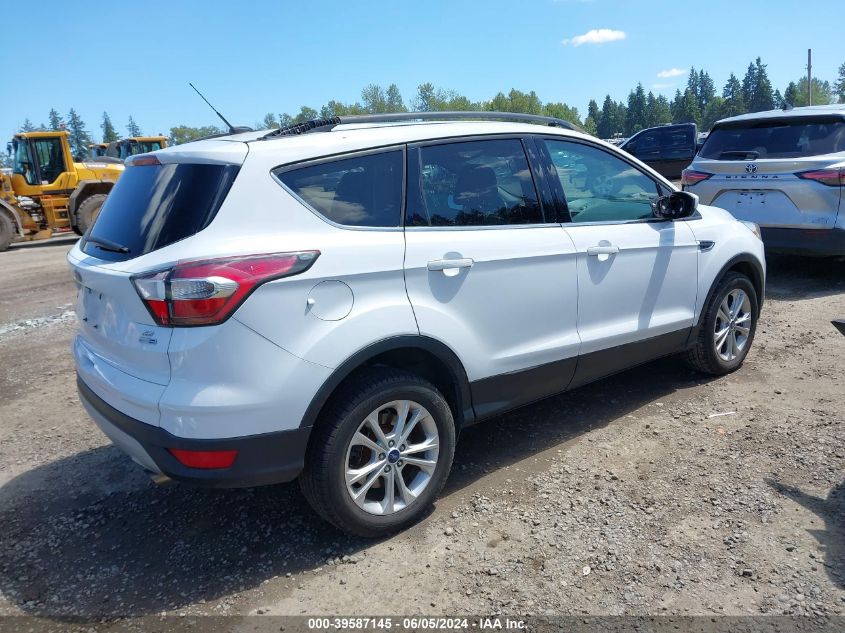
[88,142,109,158]
[106,135,168,159]
[1,130,124,252]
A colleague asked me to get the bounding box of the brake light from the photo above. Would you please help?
[796,168,844,187]
[169,448,238,469]
[681,169,712,187]
[127,155,161,167]
[132,251,319,326]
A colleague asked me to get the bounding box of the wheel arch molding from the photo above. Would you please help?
[299,335,475,433]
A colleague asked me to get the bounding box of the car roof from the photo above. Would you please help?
[159,120,598,166]
[715,103,845,126]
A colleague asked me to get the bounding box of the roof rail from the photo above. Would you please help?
[261,111,582,139]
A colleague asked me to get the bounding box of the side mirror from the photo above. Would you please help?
[652,191,698,220]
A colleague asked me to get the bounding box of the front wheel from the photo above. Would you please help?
[685,271,758,375]
[300,369,456,537]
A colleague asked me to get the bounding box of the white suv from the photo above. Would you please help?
[69,112,765,537]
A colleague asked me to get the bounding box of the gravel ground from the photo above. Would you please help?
[0,236,843,621]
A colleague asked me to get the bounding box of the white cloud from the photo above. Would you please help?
[657,68,686,78]
[562,28,626,47]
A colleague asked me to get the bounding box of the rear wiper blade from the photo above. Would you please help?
[719,150,760,159]
[85,236,130,254]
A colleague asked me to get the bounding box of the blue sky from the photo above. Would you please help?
[4,0,842,140]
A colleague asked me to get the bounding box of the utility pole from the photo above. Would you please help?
[807,49,813,106]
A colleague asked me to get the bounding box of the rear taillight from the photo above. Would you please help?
[132,251,319,326]
[796,168,844,187]
[681,169,712,187]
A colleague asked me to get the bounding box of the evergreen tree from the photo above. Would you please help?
[740,62,757,110]
[835,61,845,103]
[742,57,775,112]
[101,112,118,143]
[673,89,701,124]
[697,69,716,114]
[48,108,64,130]
[773,89,784,109]
[126,115,142,137]
[645,92,672,127]
[597,95,617,138]
[66,109,92,159]
[584,99,601,134]
[686,67,700,109]
[19,119,36,132]
[750,57,775,111]
[625,83,647,135]
[670,89,683,121]
[722,74,746,118]
[702,96,726,129]
[784,82,799,107]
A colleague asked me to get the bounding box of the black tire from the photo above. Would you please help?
[300,368,456,538]
[685,271,758,375]
[0,212,14,252]
[75,193,108,235]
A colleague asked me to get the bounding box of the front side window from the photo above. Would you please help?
[408,139,542,226]
[277,150,403,227]
[543,139,660,223]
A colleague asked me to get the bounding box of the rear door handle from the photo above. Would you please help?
[586,245,620,256]
[427,258,474,271]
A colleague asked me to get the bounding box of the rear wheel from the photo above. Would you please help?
[300,369,456,537]
[0,212,15,252]
[685,271,758,375]
[75,193,108,235]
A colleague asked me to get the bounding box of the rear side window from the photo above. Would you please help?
[407,139,543,226]
[700,117,845,160]
[82,162,239,262]
[276,150,403,227]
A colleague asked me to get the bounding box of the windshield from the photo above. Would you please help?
[699,116,845,160]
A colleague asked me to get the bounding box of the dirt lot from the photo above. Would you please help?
[0,236,843,621]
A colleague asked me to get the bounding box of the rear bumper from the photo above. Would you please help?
[761,227,845,257]
[78,375,310,488]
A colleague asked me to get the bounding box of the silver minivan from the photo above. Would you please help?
[683,105,845,256]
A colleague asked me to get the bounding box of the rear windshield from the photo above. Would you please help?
[699,116,845,160]
[82,162,239,261]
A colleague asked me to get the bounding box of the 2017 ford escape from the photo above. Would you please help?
[69,112,765,536]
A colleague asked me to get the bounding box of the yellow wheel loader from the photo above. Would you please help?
[105,135,168,159]
[0,131,124,252]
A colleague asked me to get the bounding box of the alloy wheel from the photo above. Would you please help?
[344,400,440,515]
[714,288,752,362]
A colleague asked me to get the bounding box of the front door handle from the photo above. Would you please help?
[586,244,620,256]
[427,258,474,272]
